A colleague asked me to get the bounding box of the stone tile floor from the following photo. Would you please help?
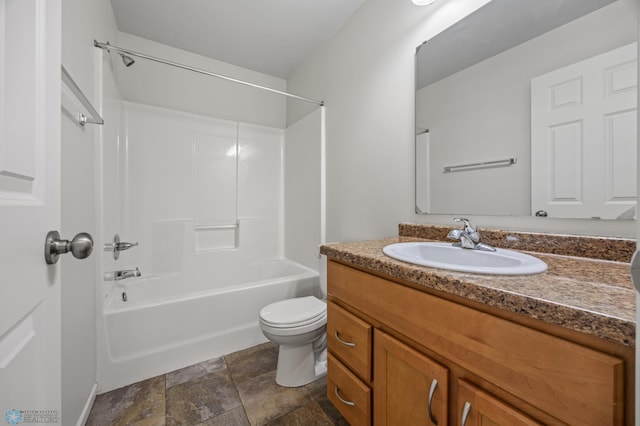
[86,342,347,425]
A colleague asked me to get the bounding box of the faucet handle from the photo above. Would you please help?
[104,234,139,260]
[115,241,139,251]
[453,217,480,244]
[453,217,476,232]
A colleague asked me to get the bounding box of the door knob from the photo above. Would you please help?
[44,231,94,264]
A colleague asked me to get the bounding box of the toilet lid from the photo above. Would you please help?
[260,296,326,328]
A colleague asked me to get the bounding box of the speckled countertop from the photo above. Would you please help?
[320,225,636,348]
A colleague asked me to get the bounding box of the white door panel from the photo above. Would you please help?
[0,0,61,423]
[532,43,637,219]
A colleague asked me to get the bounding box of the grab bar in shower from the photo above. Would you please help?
[61,65,104,126]
[195,222,239,230]
[443,157,517,173]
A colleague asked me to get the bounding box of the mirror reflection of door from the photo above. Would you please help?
[531,43,637,219]
[415,0,637,219]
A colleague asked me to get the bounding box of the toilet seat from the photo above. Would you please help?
[260,296,326,328]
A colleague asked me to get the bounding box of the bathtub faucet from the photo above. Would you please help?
[105,267,141,281]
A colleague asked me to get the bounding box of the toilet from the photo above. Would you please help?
[259,295,328,387]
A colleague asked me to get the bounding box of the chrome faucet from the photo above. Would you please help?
[447,218,496,252]
[104,267,141,281]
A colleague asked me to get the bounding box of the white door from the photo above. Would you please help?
[0,0,62,424]
[531,43,637,219]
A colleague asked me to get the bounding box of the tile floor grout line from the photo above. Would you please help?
[222,353,253,426]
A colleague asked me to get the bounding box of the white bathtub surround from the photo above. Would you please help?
[118,102,286,275]
[97,99,325,392]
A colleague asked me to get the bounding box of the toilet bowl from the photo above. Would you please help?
[259,295,327,387]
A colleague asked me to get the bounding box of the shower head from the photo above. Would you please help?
[118,52,135,67]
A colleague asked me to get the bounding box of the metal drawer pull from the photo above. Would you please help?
[334,331,356,347]
[461,401,471,426]
[427,378,438,425]
[334,385,356,407]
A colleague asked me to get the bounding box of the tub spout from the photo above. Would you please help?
[104,267,141,281]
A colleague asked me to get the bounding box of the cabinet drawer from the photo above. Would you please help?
[329,261,625,426]
[328,353,371,426]
[327,301,372,382]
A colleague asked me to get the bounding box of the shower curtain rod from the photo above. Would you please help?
[94,40,324,106]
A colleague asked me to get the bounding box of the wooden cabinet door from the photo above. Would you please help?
[374,330,448,426]
[457,380,543,426]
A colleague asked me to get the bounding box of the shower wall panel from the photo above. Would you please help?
[120,101,284,278]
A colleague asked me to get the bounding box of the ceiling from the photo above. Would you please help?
[110,0,366,79]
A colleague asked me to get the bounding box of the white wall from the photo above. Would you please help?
[635,3,640,415]
[287,0,492,242]
[61,0,119,423]
[417,0,637,217]
[285,108,323,270]
[288,0,636,240]
[115,32,288,129]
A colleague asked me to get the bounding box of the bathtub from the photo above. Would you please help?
[98,258,321,392]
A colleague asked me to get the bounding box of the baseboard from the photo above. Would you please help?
[76,382,98,426]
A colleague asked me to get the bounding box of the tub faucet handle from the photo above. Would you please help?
[104,234,139,260]
[116,241,138,251]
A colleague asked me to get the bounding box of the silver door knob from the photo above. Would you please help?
[45,231,94,264]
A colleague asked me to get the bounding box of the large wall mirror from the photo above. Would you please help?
[415,0,638,220]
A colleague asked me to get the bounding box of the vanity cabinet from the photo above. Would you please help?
[326,260,627,425]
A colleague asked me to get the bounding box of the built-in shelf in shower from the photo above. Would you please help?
[195,222,239,252]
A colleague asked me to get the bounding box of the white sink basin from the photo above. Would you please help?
[382,242,547,275]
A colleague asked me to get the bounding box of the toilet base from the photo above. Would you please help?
[275,343,327,387]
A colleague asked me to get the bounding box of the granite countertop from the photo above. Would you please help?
[321,235,636,347]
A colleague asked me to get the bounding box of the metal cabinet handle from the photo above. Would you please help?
[461,401,471,426]
[45,231,94,264]
[334,385,356,407]
[427,378,438,425]
[334,331,356,347]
